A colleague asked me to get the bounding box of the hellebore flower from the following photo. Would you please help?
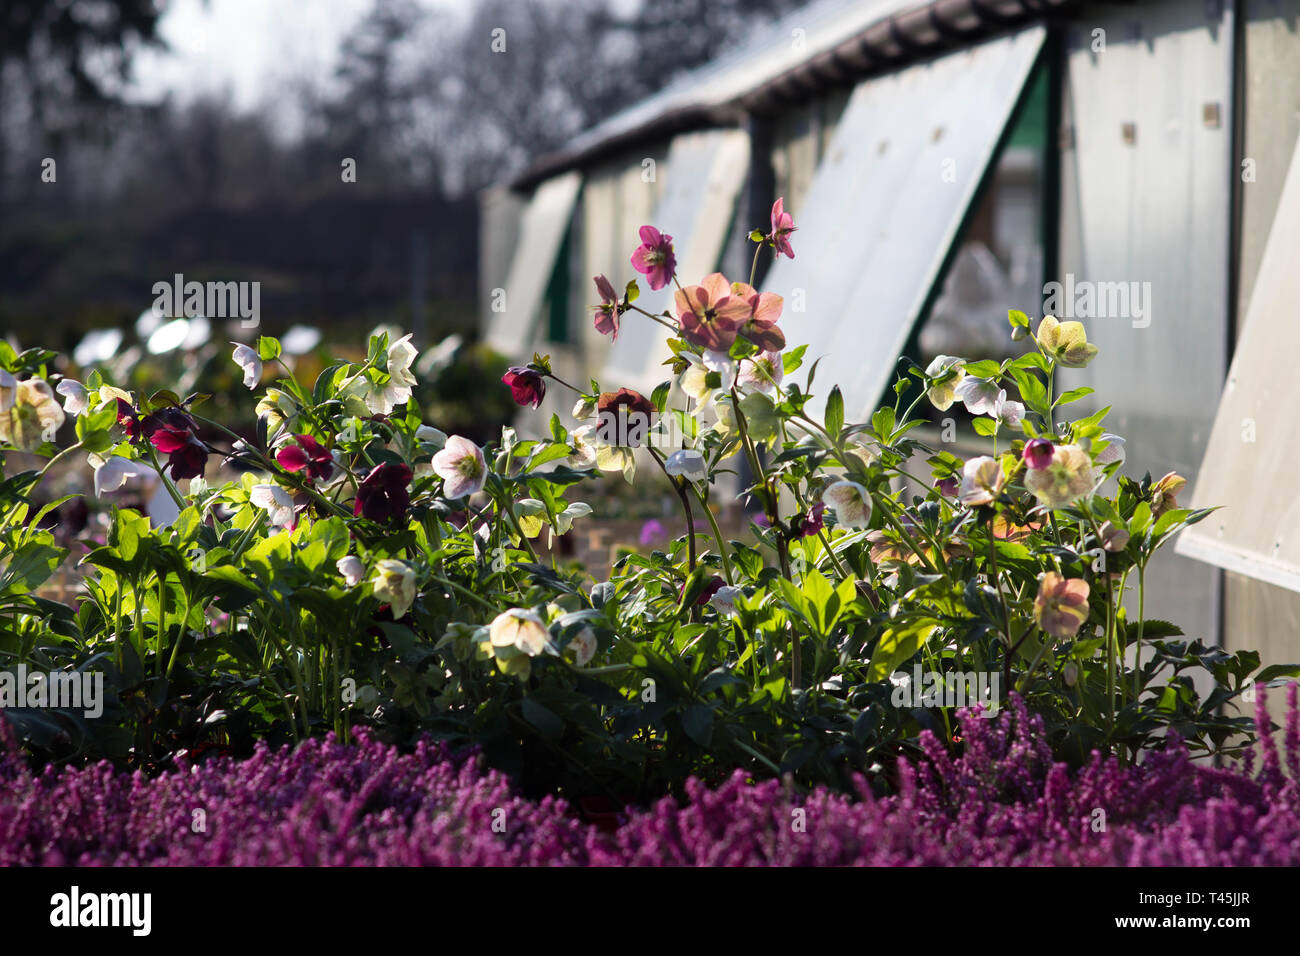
[250,483,296,528]
[567,425,600,470]
[90,454,152,497]
[679,353,715,404]
[992,391,1025,430]
[768,197,797,259]
[729,282,786,351]
[231,342,262,389]
[1036,316,1098,368]
[143,407,207,480]
[823,480,873,529]
[959,456,1005,507]
[367,333,419,414]
[0,370,15,412]
[0,378,65,451]
[56,380,88,416]
[665,448,706,483]
[673,273,751,352]
[934,475,959,498]
[1022,438,1055,471]
[596,387,655,448]
[955,377,1002,416]
[737,350,784,395]
[489,608,551,656]
[373,559,418,619]
[1150,471,1186,518]
[1099,520,1130,552]
[415,424,447,450]
[115,398,142,441]
[502,366,546,408]
[566,626,598,666]
[925,355,966,411]
[431,435,487,499]
[592,274,621,339]
[1095,432,1126,466]
[711,585,743,616]
[1024,443,1094,510]
[277,433,336,483]
[354,462,413,521]
[1034,572,1091,639]
[337,555,365,587]
[688,576,727,607]
[630,225,676,291]
[799,501,826,537]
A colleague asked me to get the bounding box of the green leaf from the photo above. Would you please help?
[1054,386,1094,408]
[782,344,808,375]
[1008,309,1030,329]
[963,359,1002,379]
[681,704,714,746]
[972,417,998,437]
[867,621,937,682]
[520,697,565,740]
[650,380,671,412]
[825,386,844,439]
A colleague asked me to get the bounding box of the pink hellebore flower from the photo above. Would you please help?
[432,435,487,499]
[768,197,796,259]
[1025,443,1094,510]
[277,433,336,483]
[1022,438,1055,471]
[630,225,676,291]
[958,456,1005,507]
[728,282,786,352]
[593,275,621,339]
[737,350,784,395]
[1150,471,1186,519]
[502,367,546,408]
[1034,572,1091,640]
[673,273,752,352]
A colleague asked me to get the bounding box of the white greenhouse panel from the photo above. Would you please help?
[1059,0,1234,646]
[762,25,1046,420]
[603,129,750,393]
[485,172,582,358]
[1177,129,1300,593]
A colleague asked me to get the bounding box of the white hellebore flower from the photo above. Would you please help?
[431,435,487,499]
[925,355,966,411]
[0,370,16,413]
[992,390,1025,431]
[414,424,447,450]
[367,333,419,414]
[954,377,1002,416]
[567,424,600,470]
[664,448,707,483]
[56,379,89,416]
[1095,432,1126,466]
[710,585,743,617]
[231,342,262,389]
[337,555,365,587]
[958,456,1005,507]
[737,351,784,396]
[90,453,152,497]
[823,480,873,529]
[566,627,598,667]
[0,378,65,451]
[489,608,551,657]
[678,353,715,405]
[249,483,295,527]
[372,559,418,619]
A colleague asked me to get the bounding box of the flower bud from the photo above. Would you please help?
[1022,438,1055,471]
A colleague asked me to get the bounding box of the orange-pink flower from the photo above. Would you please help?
[674,273,751,352]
